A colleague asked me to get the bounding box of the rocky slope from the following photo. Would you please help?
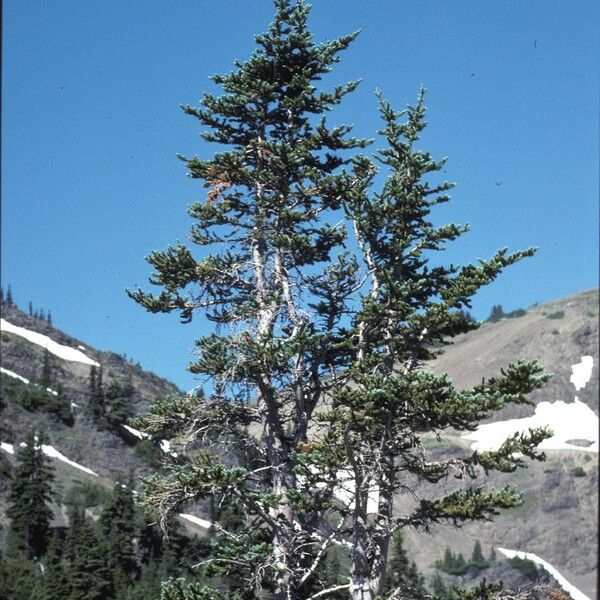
[405,288,599,599]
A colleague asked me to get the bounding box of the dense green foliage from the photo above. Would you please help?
[7,432,55,559]
[1,468,211,599]
[1,373,73,426]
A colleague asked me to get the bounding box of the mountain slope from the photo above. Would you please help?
[0,290,597,598]
[406,288,599,599]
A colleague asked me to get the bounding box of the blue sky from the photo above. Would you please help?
[2,1,598,391]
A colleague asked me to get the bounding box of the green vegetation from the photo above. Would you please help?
[435,541,491,575]
[486,305,527,322]
[0,441,213,600]
[571,466,586,477]
[508,556,539,581]
[1,373,73,425]
[546,310,565,320]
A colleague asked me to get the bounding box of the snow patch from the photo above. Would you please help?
[16,441,99,477]
[122,425,177,456]
[462,398,598,453]
[179,513,212,529]
[122,424,149,440]
[0,318,100,367]
[497,548,590,600]
[1,442,15,455]
[333,470,380,514]
[570,356,594,391]
[78,345,87,350]
[41,444,98,476]
[0,366,30,384]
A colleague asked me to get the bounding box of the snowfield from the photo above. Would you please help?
[463,356,597,453]
[570,356,594,391]
[497,548,590,600]
[1,442,15,455]
[0,318,100,367]
[4,441,100,477]
[179,513,212,529]
[462,398,598,453]
[122,424,149,440]
[1,366,30,384]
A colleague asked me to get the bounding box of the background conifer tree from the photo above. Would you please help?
[67,513,113,600]
[6,285,14,306]
[130,1,551,598]
[41,533,71,600]
[41,348,52,389]
[99,482,137,591]
[7,431,55,559]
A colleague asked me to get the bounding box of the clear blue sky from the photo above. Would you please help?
[2,1,598,391]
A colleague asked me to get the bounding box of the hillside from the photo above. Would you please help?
[0,299,194,542]
[405,288,599,599]
[1,290,597,598]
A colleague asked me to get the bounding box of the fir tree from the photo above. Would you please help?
[67,512,113,600]
[47,310,53,326]
[105,379,130,425]
[41,533,71,600]
[88,365,105,422]
[0,286,4,301]
[41,348,52,389]
[29,301,33,316]
[470,540,488,569]
[7,431,55,559]
[130,2,551,598]
[487,305,505,323]
[6,285,14,306]
[99,482,137,591]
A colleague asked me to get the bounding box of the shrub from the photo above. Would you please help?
[551,329,559,335]
[134,439,163,468]
[546,310,565,320]
[507,308,527,318]
[63,480,111,508]
[509,556,539,580]
[571,466,586,477]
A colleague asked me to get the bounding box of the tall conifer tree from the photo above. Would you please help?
[7,431,55,559]
[130,2,550,598]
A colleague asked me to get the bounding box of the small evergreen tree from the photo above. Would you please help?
[88,365,105,422]
[67,512,113,600]
[41,533,71,599]
[470,540,488,569]
[41,348,52,389]
[105,379,130,425]
[487,305,505,323]
[99,482,137,591]
[47,310,53,326]
[29,301,33,316]
[7,431,55,559]
[6,285,14,306]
